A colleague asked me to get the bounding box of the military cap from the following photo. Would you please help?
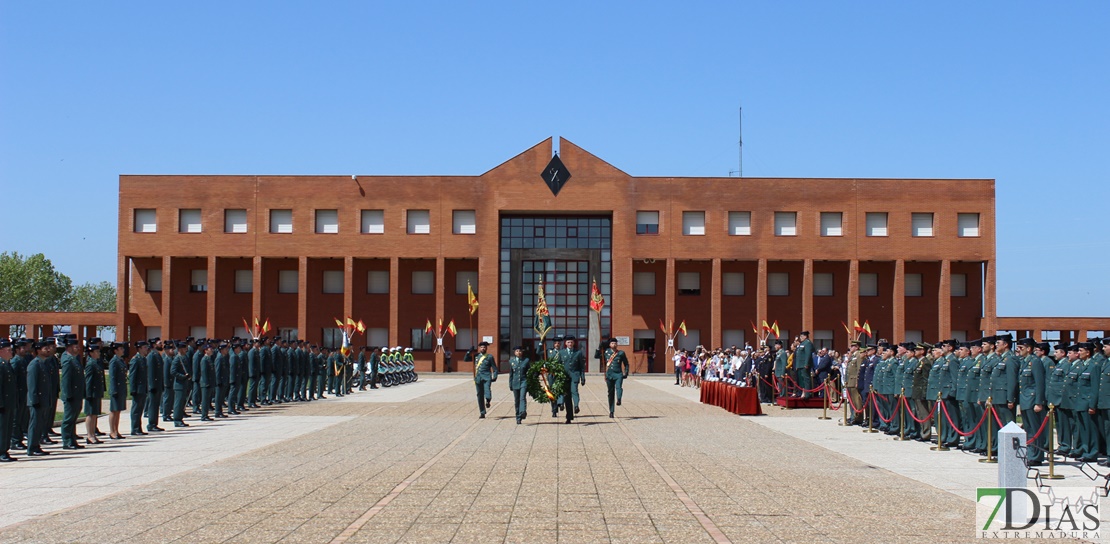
[1078,342,1095,352]
[513,345,523,351]
[899,342,916,350]
[914,343,930,350]
[32,339,52,349]
[607,337,618,344]
[1064,344,1078,352]
[1035,342,1051,352]
[110,341,125,349]
[65,333,77,340]
[980,336,995,344]
[1017,338,1036,348]
[850,340,863,347]
[87,342,102,350]
[865,343,877,350]
[960,341,974,349]
[197,338,207,344]
[135,341,150,348]
[175,340,187,348]
[13,338,29,347]
[185,336,195,342]
[1091,338,1104,348]
[800,331,810,337]
[0,338,11,349]
[477,341,490,347]
[995,333,1014,344]
[773,339,784,346]
[64,337,80,346]
[310,344,318,349]
[563,335,578,341]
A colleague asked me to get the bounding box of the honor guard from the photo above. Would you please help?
[0,338,16,461]
[557,336,585,422]
[128,341,151,436]
[170,341,192,427]
[508,347,529,424]
[83,341,106,443]
[59,337,84,449]
[603,338,629,418]
[1016,338,1047,465]
[473,341,496,418]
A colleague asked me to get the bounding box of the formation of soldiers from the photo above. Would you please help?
[476,335,629,424]
[833,333,1110,467]
[0,334,415,462]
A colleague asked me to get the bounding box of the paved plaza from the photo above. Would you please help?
[0,375,1089,543]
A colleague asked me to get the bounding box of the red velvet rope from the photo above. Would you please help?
[939,400,989,437]
[900,395,937,424]
[1024,408,1052,445]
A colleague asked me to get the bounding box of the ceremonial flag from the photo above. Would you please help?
[761,320,771,334]
[356,320,365,334]
[335,318,345,328]
[678,321,687,336]
[770,321,780,338]
[425,320,433,334]
[447,320,457,337]
[660,319,668,336]
[262,319,271,334]
[751,320,760,337]
[862,320,872,338]
[243,318,252,338]
[842,321,853,337]
[534,281,553,339]
[589,278,605,313]
[467,281,479,315]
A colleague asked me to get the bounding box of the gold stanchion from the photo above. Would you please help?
[895,388,908,441]
[930,392,949,451]
[839,385,849,426]
[818,378,831,420]
[979,397,997,463]
[864,387,878,433]
[1044,404,1064,480]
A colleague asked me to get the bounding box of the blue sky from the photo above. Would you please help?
[1,2,1107,317]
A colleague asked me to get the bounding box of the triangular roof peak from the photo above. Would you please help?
[481,137,629,178]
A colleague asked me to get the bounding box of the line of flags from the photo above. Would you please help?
[241,317,271,340]
[333,316,366,358]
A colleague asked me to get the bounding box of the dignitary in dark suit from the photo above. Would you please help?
[59,339,85,449]
[473,342,497,419]
[83,342,105,443]
[128,341,151,436]
[106,343,127,439]
[170,341,192,427]
[603,338,629,418]
[145,339,165,432]
[508,347,529,424]
[0,338,17,461]
[25,341,54,456]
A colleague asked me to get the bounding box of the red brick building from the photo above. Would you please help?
[111,138,1002,373]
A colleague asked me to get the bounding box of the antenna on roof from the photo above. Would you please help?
[729,105,743,177]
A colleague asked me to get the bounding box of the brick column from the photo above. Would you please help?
[389,257,400,347]
[343,256,354,318]
[664,258,675,350]
[297,256,308,339]
[116,254,129,339]
[252,256,262,322]
[710,258,721,348]
[162,256,172,338]
[434,257,445,372]
[847,259,859,329]
[756,258,768,328]
[984,260,997,335]
[206,255,217,338]
[893,259,905,342]
[802,259,814,334]
[938,259,951,339]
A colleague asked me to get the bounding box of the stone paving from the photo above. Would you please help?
[0,375,1018,543]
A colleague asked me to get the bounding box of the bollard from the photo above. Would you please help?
[998,422,1028,521]
[818,378,831,420]
[895,388,908,441]
[1044,404,1064,480]
[839,386,849,426]
[864,387,877,433]
[930,392,948,451]
[979,397,997,464]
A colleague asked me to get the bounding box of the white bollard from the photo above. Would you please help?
[998,421,1028,522]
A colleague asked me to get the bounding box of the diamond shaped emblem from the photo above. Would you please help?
[540,155,571,196]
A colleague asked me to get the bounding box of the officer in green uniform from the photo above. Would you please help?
[59,338,85,449]
[558,336,585,420]
[955,342,976,450]
[228,342,243,414]
[25,341,54,456]
[145,338,165,432]
[198,343,216,422]
[170,341,191,427]
[795,332,815,399]
[1060,344,1082,457]
[976,337,997,455]
[991,335,1020,449]
[937,340,960,447]
[912,343,933,441]
[473,342,496,419]
[1098,340,1110,464]
[247,339,261,407]
[898,343,919,439]
[875,345,894,433]
[0,338,17,462]
[214,343,230,418]
[128,341,150,436]
[604,338,630,418]
[9,340,29,451]
[844,341,864,425]
[83,341,106,443]
[772,340,788,400]
[161,340,175,424]
[1044,343,1068,455]
[508,346,529,424]
[1071,343,1099,462]
[1013,338,1047,465]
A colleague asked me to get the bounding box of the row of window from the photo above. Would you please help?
[638,211,982,238]
[635,327,973,352]
[133,208,982,239]
[145,269,479,296]
[631,271,969,297]
[133,209,477,235]
[143,324,482,352]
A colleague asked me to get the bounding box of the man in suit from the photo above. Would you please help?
[473,342,497,419]
[59,339,85,449]
[814,347,833,394]
[508,346,529,424]
[558,336,585,423]
[128,341,151,436]
[603,338,629,418]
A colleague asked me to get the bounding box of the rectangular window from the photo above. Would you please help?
[453,329,475,350]
[233,326,248,339]
[270,209,293,234]
[774,212,797,236]
[190,269,208,293]
[278,270,298,294]
[145,269,163,292]
[453,210,476,234]
[813,273,834,296]
[774,329,789,342]
[859,273,878,297]
[636,211,659,234]
[722,329,745,349]
[633,330,655,352]
[322,270,344,294]
[951,273,967,297]
[321,328,342,349]
[904,330,923,343]
[188,326,206,339]
[911,213,933,237]
[412,270,434,294]
[224,209,248,233]
[722,272,745,296]
[407,210,430,234]
[866,212,888,237]
[361,210,385,234]
[410,328,434,350]
[315,209,339,234]
[278,328,298,342]
[678,272,700,295]
[456,271,478,295]
[905,273,923,297]
[367,328,388,348]
[951,331,967,342]
[134,209,157,233]
[768,272,789,296]
[179,209,202,233]
[676,329,701,352]
[234,270,253,293]
[820,212,843,236]
[814,330,834,350]
[958,213,980,237]
[632,272,656,295]
[367,270,389,294]
[728,211,752,235]
[682,211,705,236]
[146,326,162,340]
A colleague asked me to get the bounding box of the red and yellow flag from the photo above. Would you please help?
[678,321,687,336]
[589,278,605,314]
[770,321,780,338]
[446,320,457,337]
[425,320,433,334]
[467,281,479,315]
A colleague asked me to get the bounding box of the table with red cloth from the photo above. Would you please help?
[699,380,763,416]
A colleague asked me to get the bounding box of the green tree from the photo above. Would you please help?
[0,252,74,337]
[68,281,117,312]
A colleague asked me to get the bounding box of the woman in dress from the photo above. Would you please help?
[107,343,127,440]
[84,342,106,444]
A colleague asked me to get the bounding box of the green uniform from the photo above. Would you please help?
[938,353,960,446]
[604,348,630,417]
[990,350,1020,454]
[1045,357,1069,454]
[556,347,585,421]
[1096,352,1110,463]
[912,356,932,441]
[128,353,148,434]
[1071,357,1099,461]
[773,350,788,398]
[508,356,529,423]
[0,355,17,459]
[955,356,976,449]
[59,353,83,447]
[899,356,919,439]
[1018,352,1047,464]
[795,339,814,398]
[473,352,497,417]
[170,353,191,424]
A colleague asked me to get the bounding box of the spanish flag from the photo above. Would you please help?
[467,280,479,315]
[534,281,553,339]
[425,320,433,334]
[446,320,457,337]
[678,321,687,336]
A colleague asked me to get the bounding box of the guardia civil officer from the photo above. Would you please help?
[26,340,54,456]
[106,342,127,440]
[199,343,216,422]
[773,340,788,399]
[170,341,192,427]
[0,338,17,461]
[1016,338,1046,465]
[473,341,497,419]
[558,336,586,419]
[145,338,165,433]
[795,332,815,399]
[214,343,230,418]
[247,339,261,408]
[603,338,629,418]
[228,342,243,415]
[9,339,30,451]
[59,337,85,449]
[508,346,529,424]
[161,339,176,424]
[129,341,151,436]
